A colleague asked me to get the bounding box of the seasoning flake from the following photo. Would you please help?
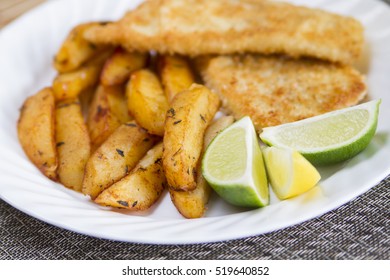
[116,149,125,157]
[117,200,129,207]
[56,142,65,147]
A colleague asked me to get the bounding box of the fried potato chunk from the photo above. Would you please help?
[52,50,111,101]
[82,122,158,199]
[158,55,195,102]
[56,99,90,191]
[18,88,57,180]
[169,116,234,218]
[87,85,130,151]
[126,69,169,136]
[163,84,220,192]
[54,22,108,73]
[95,142,166,210]
[100,47,148,86]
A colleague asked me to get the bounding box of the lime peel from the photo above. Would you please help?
[260,100,381,165]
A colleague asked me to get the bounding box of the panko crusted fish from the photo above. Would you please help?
[84,0,364,65]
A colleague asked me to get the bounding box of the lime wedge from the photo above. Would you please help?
[263,147,321,200]
[202,117,269,208]
[260,100,381,165]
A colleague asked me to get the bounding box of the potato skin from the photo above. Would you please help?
[158,55,195,102]
[100,47,148,86]
[126,69,169,136]
[18,87,58,180]
[95,142,166,210]
[169,170,210,219]
[53,22,108,73]
[56,99,91,191]
[87,85,130,151]
[163,84,220,192]
[169,116,234,218]
[82,121,158,199]
[52,50,112,101]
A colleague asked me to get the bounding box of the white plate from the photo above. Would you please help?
[0,0,389,244]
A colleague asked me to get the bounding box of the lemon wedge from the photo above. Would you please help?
[263,147,321,200]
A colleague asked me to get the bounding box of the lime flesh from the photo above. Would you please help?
[206,127,247,181]
[260,100,381,165]
[202,117,269,208]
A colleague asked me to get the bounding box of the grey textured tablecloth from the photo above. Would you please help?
[1,175,389,259]
[1,0,390,260]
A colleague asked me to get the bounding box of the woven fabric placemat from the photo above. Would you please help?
[1,175,389,260]
[1,0,390,260]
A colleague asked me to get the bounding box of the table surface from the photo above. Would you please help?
[1,0,389,260]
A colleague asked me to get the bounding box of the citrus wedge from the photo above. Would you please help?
[260,100,381,165]
[202,117,269,208]
[263,147,321,200]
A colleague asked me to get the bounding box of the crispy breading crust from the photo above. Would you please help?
[84,0,364,65]
[198,55,367,131]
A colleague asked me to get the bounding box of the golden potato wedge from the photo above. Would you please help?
[54,22,108,73]
[95,142,166,210]
[169,167,210,219]
[126,69,169,136]
[79,87,95,118]
[56,99,91,191]
[100,47,148,86]
[52,65,99,101]
[163,84,220,192]
[169,116,234,218]
[82,121,158,199]
[106,85,131,124]
[87,85,131,151]
[52,50,112,101]
[18,88,57,180]
[158,55,195,102]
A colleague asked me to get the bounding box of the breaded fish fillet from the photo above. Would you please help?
[198,55,367,131]
[84,0,364,65]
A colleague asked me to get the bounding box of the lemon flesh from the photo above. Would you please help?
[263,147,321,200]
[260,100,381,165]
[202,117,269,208]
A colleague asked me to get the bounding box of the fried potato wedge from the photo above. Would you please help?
[95,142,166,210]
[79,87,95,118]
[52,50,111,101]
[126,69,169,136]
[82,122,158,199]
[106,86,131,124]
[54,22,108,73]
[163,84,220,191]
[158,55,195,102]
[169,116,234,218]
[17,88,57,180]
[87,85,130,151]
[101,47,148,86]
[169,167,210,219]
[56,99,90,191]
